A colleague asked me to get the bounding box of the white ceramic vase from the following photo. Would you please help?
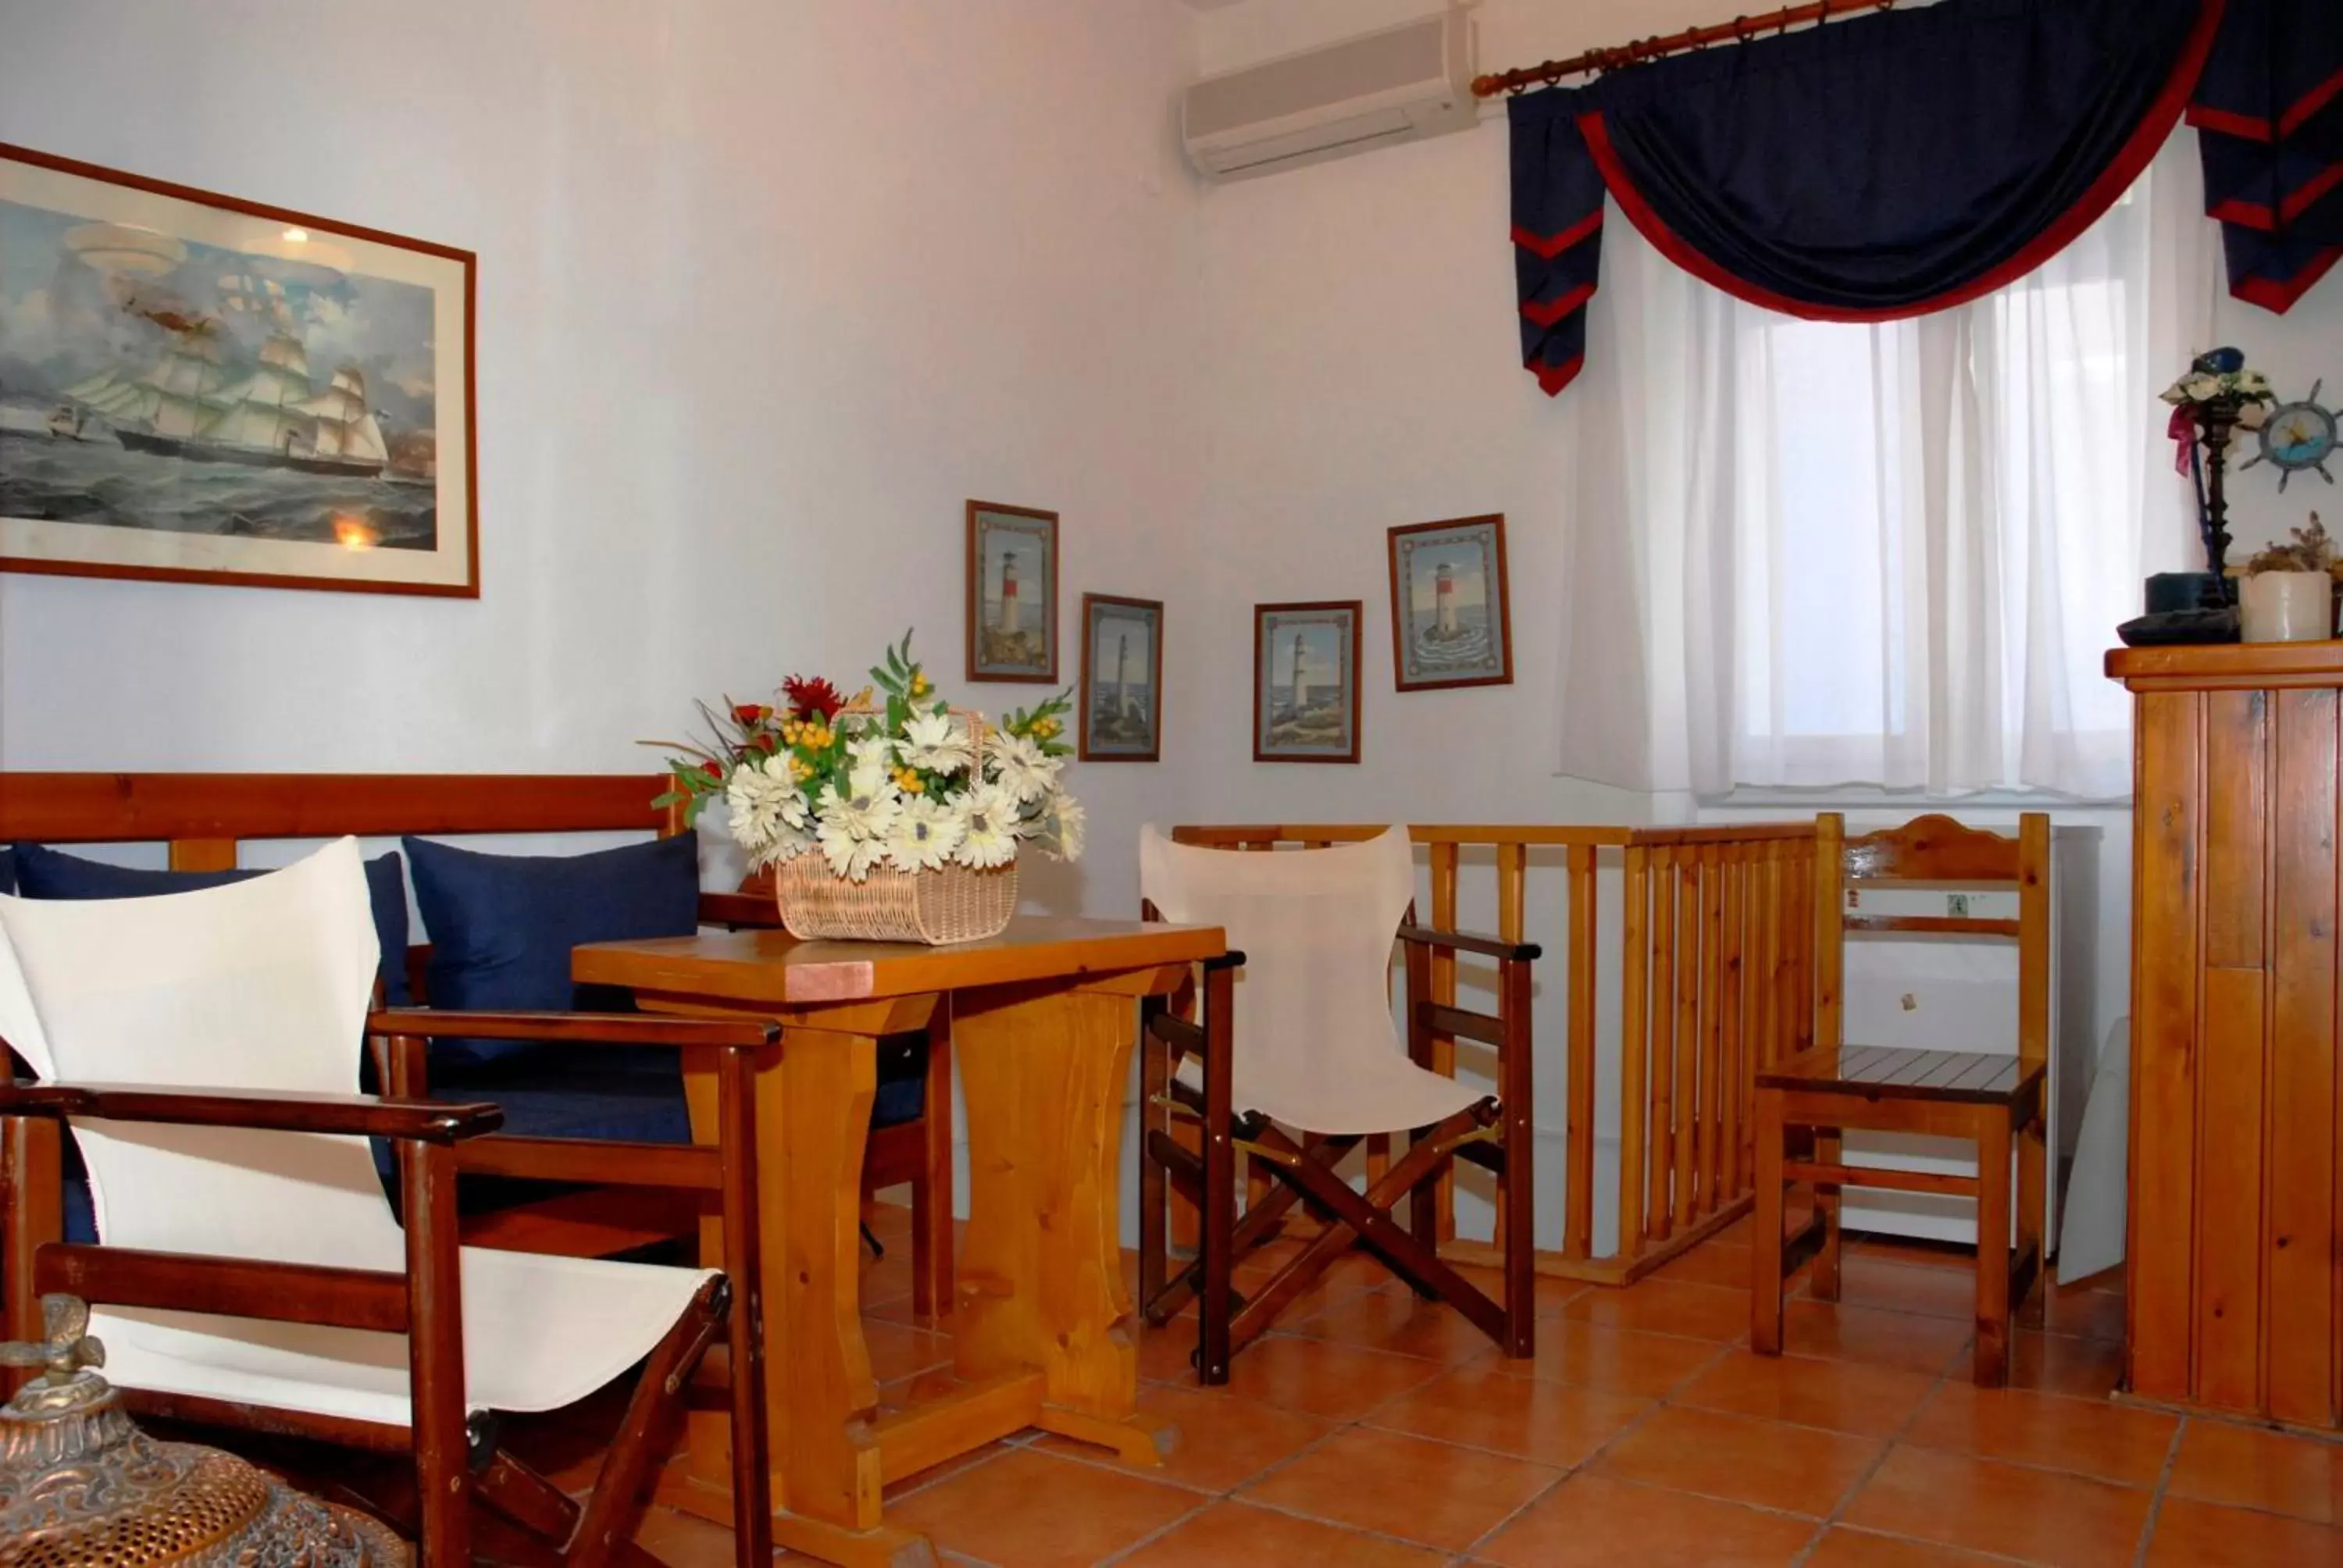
[2237,571,2334,643]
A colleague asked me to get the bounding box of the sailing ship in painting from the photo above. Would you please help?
[0,201,439,547]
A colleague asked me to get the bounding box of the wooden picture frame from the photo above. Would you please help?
[1079,593,1163,761]
[1387,513,1512,691]
[965,500,1058,682]
[1254,600,1361,764]
[0,141,478,597]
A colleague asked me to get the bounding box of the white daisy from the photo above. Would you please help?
[1035,793,1085,861]
[953,783,1019,869]
[817,764,904,840]
[725,754,797,857]
[897,709,972,775]
[846,729,896,772]
[988,731,1064,804]
[816,821,890,881]
[886,793,966,872]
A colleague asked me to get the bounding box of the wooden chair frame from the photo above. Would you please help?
[1752,811,2051,1387]
[0,772,954,1320]
[1136,857,1539,1385]
[1,1010,778,1566]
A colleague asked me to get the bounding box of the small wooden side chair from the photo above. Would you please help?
[1752,811,2049,1387]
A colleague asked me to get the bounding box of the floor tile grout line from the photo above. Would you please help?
[1785,1320,1965,1566]
[2132,1415,2190,1568]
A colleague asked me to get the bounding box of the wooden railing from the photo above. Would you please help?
[1169,821,1822,1285]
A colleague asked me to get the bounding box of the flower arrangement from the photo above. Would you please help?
[2236,513,2337,579]
[2162,355,2277,429]
[652,632,1082,882]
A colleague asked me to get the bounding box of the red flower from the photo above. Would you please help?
[783,675,845,721]
[733,703,765,725]
[752,732,779,753]
[701,760,725,780]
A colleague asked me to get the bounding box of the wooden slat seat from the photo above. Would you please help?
[1760,1044,2036,1105]
[1753,813,2052,1389]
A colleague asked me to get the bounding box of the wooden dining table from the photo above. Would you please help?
[572,915,1227,1567]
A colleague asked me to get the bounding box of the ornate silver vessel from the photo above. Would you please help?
[0,1295,407,1566]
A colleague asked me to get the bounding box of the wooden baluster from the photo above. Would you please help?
[1672,854,1700,1235]
[1564,843,1597,1261]
[1618,846,1650,1261]
[1491,843,1528,1254]
[1698,843,1725,1216]
[1720,842,1746,1202]
[1649,849,1677,1240]
[1429,841,1460,1245]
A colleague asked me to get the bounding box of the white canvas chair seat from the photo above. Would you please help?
[0,838,714,1430]
[95,1249,706,1427]
[1140,826,1483,1135]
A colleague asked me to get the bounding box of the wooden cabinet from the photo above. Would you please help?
[2108,643,2342,1431]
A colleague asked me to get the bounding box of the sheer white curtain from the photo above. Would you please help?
[1555,136,2222,800]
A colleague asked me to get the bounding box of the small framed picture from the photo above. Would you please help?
[1387,514,1513,691]
[1254,600,1361,764]
[965,499,1058,682]
[1079,593,1163,761]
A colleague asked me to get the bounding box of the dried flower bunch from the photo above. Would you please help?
[652,633,1081,881]
[2237,513,2338,578]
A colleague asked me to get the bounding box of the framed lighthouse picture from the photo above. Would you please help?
[1388,514,1511,691]
[0,142,476,596]
[965,499,1058,682]
[1079,593,1162,761]
[1254,600,1361,764]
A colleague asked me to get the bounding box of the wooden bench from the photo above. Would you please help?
[0,772,954,1317]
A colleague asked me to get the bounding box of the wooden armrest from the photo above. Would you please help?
[1396,925,1542,964]
[0,1080,502,1142]
[367,1009,779,1049]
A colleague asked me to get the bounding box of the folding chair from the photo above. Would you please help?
[0,838,770,1564]
[1136,826,1539,1384]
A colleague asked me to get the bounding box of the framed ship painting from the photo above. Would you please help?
[1079,593,1162,761]
[1388,514,1511,691]
[0,143,476,596]
[1254,600,1361,764]
[965,500,1057,682]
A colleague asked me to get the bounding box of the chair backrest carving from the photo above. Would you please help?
[1814,812,2052,1071]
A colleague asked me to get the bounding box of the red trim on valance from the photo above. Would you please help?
[1510,210,1605,260]
[1576,0,2219,323]
[2207,162,2343,230]
[1529,354,1585,397]
[2187,65,2343,143]
[1521,283,1597,328]
[2233,247,2343,312]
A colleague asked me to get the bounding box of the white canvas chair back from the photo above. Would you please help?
[0,837,705,1425]
[1140,826,1483,1135]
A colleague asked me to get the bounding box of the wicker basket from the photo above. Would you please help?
[776,853,1017,944]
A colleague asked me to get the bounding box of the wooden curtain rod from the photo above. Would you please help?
[1471,0,1901,98]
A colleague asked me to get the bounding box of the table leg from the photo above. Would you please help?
[677,1021,935,1567]
[950,982,1169,1466]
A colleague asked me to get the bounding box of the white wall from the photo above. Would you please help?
[0,0,1208,925]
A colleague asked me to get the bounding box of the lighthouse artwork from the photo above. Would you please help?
[967,499,1059,681]
[1387,514,1513,691]
[1255,600,1361,763]
[0,141,477,595]
[1079,592,1162,760]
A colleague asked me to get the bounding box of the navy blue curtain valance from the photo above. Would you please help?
[1510,0,2220,397]
[2189,0,2343,312]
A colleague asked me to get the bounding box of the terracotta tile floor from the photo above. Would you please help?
[566,1209,2343,1566]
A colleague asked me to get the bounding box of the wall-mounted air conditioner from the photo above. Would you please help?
[1182,7,1478,183]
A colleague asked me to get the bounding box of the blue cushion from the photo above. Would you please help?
[8,843,414,1007]
[0,846,14,895]
[433,1047,694,1143]
[403,835,698,1069]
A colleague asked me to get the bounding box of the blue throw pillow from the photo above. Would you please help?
[402,835,698,1069]
[0,846,14,895]
[8,843,414,1007]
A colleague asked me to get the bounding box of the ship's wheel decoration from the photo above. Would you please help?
[2243,380,2338,492]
